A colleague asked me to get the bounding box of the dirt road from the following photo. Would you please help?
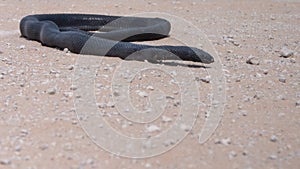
[0,0,299,169]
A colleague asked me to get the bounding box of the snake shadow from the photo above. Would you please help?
[160,61,211,68]
[125,59,212,69]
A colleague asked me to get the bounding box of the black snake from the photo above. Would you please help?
[19,14,214,63]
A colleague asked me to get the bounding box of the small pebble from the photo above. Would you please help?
[113,91,120,97]
[228,151,237,159]
[162,115,172,122]
[277,95,286,100]
[15,145,22,152]
[280,47,294,58]
[235,77,241,82]
[180,124,191,132]
[86,158,94,165]
[146,85,154,90]
[63,143,73,151]
[269,154,277,160]
[63,48,70,53]
[254,92,263,100]
[221,138,232,145]
[39,144,49,150]
[262,69,269,75]
[289,58,296,63]
[21,129,29,135]
[246,56,260,65]
[215,138,231,145]
[47,88,57,95]
[20,82,25,87]
[163,139,176,147]
[145,163,151,168]
[296,100,300,107]
[106,102,115,108]
[138,91,148,97]
[240,110,248,116]
[0,159,11,165]
[268,35,274,39]
[97,103,106,108]
[200,76,211,83]
[146,125,160,132]
[72,120,78,125]
[270,135,278,142]
[166,95,175,99]
[278,76,286,83]
[70,85,77,90]
[232,41,240,46]
[67,65,74,70]
[270,16,276,20]
[50,69,60,74]
[63,92,73,98]
[19,45,25,49]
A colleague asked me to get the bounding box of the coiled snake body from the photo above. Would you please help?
[20,14,214,63]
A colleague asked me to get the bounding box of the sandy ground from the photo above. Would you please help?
[0,0,299,169]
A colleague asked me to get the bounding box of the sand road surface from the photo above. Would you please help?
[0,0,299,169]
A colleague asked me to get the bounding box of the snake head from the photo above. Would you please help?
[190,47,214,64]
